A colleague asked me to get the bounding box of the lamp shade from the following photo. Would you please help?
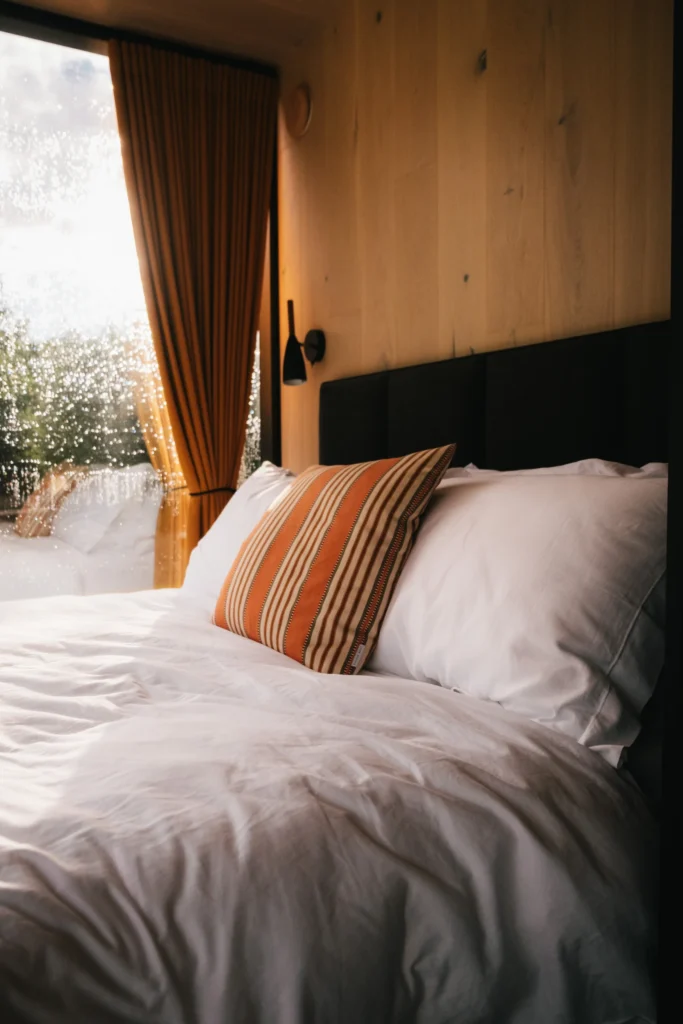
[283,333,307,385]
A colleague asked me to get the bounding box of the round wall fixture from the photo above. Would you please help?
[284,83,312,138]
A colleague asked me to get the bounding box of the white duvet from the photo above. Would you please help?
[0,590,657,1023]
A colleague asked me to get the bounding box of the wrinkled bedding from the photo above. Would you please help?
[0,590,657,1023]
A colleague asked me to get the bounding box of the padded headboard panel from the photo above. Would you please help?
[319,321,671,469]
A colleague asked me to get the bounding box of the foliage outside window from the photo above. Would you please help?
[0,301,147,508]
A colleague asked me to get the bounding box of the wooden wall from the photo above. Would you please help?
[278,0,673,471]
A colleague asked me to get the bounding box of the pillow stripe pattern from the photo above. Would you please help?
[214,443,455,674]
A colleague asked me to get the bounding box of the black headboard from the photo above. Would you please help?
[319,321,670,469]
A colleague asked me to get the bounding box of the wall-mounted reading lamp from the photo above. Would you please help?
[282,299,326,386]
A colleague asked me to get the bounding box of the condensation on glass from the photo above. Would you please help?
[0,31,260,602]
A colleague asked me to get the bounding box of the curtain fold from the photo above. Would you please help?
[110,40,277,571]
[133,344,189,588]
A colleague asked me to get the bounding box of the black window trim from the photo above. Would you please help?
[0,1,278,74]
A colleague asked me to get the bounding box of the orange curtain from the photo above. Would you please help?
[133,345,189,588]
[109,40,277,567]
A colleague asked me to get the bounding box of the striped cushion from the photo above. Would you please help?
[14,464,87,539]
[214,444,455,674]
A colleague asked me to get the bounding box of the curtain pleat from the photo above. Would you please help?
[132,345,189,588]
[109,41,277,571]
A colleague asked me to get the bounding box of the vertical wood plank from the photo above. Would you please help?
[302,4,363,467]
[486,0,545,348]
[319,6,361,328]
[437,0,488,356]
[278,89,305,470]
[355,0,397,372]
[279,32,329,471]
[391,0,440,368]
[614,0,673,325]
[544,0,616,339]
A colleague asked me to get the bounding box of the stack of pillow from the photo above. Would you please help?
[183,451,667,797]
[52,463,161,558]
[8,463,163,597]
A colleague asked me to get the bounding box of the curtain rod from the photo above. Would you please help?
[0,1,279,77]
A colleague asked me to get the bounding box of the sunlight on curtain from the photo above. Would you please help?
[132,341,189,587]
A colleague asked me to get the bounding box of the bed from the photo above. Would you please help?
[0,464,162,601]
[0,320,671,1023]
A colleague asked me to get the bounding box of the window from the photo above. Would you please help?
[0,28,261,602]
[240,333,262,486]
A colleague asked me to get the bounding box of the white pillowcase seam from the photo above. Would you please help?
[605,565,666,679]
[583,565,666,749]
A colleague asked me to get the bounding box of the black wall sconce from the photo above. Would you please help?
[282,299,326,386]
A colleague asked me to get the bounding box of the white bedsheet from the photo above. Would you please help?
[0,590,657,1023]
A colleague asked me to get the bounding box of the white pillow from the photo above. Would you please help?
[92,474,162,554]
[79,485,161,596]
[369,472,667,767]
[444,459,668,479]
[182,461,294,610]
[81,506,159,595]
[53,465,156,554]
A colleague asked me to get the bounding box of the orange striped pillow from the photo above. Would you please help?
[214,444,455,674]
